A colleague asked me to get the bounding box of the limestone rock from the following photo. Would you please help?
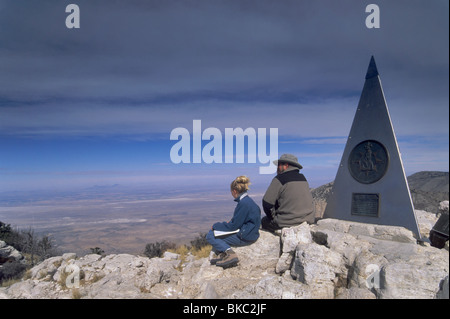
[0,240,25,264]
[291,241,346,299]
[281,222,312,253]
[1,210,448,299]
[335,287,376,299]
[241,275,313,299]
[315,218,417,243]
[378,258,447,299]
[276,223,311,274]
[0,288,8,299]
[439,200,449,217]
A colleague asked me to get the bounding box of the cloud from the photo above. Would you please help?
[0,96,357,138]
[0,0,447,192]
[1,1,447,103]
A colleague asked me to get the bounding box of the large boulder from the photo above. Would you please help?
[0,241,24,264]
[310,218,449,299]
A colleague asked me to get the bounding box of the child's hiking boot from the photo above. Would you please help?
[215,249,239,269]
[210,252,226,265]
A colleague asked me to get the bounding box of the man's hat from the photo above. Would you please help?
[273,154,303,169]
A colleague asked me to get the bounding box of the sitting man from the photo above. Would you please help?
[261,154,314,232]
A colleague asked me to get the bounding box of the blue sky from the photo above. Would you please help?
[0,0,448,192]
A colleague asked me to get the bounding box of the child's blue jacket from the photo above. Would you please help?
[212,193,261,242]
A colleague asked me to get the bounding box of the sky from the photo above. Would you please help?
[0,0,448,193]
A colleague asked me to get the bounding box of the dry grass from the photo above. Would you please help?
[169,244,211,260]
[190,245,212,259]
[168,244,212,271]
[0,277,21,288]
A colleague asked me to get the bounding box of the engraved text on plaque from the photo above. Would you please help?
[351,193,380,217]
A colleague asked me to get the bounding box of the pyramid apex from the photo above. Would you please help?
[365,55,379,79]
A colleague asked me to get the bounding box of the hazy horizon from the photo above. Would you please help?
[1,168,448,255]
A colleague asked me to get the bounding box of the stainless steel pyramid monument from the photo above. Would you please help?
[323,56,421,238]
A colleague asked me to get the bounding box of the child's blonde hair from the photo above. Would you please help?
[230,175,251,194]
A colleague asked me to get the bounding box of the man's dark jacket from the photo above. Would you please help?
[262,167,314,227]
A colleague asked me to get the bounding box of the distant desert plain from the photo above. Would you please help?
[1,171,447,256]
[0,184,265,255]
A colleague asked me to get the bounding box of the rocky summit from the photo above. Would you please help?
[0,201,448,299]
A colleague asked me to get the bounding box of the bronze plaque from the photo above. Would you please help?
[348,140,389,184]
[351,193,379,217]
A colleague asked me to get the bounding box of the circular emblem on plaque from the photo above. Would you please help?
[348,140,389,184]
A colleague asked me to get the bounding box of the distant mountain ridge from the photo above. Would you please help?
[408,171,449,214]
[407,171,449,192]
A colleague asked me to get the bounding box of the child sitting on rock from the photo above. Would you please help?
[206,176,261,269]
